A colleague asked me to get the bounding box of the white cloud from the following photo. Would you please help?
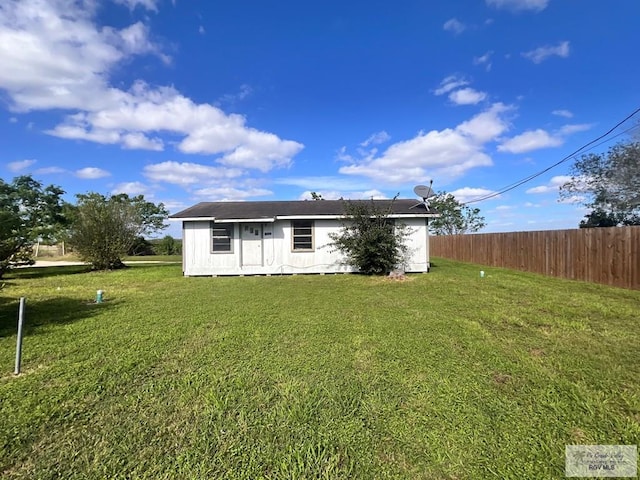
[498,129,563,153]
[522,41,570,64]
[113,0,159,11]
[9,117,17,123]
[75,167,111,179]
[552,109,573,118]
[558,194,586,204]
[234,83,253,101]
[434,75,469,96]
[192,187,273,201]
[45,82,304,169]
[217,84,253,106]
[495,205,513,210]
[105,22,162,58]
[298,190,387,201]
[213,131,303,172]
[449,88,487,105]
[336,146,355,163]
[361,189,387,199]
[558,123,592,135]
[456,103,513,142]
[48,124,122,145]
[0,1,165,112]
[112,181,153,197]
[443,18,466,35]
[449,187,499,203]
[299,190,338,200]
[0,1,303,172]
[275,176,370,191]
[122,132,164,151]
[498,123,593,153]
[35,166,66,175]
[473,51,493,71]
[525,175,571,194]
[361,131,391,147]
[339,103,512,184]
[161,200,188,213]
[7,159,36,172]
[486,0,549,12]
[143,161,244,186]
[526,186,550,194]
[198,25,205,35]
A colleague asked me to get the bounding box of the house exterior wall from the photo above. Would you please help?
[181,218,430,276]
[402,218,430,272]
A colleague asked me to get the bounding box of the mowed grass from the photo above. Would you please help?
[0,259,638,479]
[31,254,182,263]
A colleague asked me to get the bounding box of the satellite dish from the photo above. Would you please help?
[410,181,436,210]
[413,184,434,199]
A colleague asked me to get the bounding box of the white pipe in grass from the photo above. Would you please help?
[14,297,25,375]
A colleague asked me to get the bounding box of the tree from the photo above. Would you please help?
[578,208,632,228]
[328,198,409,275]
[153,235,181,255]
[0,175,67,278]
[560,142,640,227]
[69,193,168,270]
[128,236,155,256]
[428,192,486,235]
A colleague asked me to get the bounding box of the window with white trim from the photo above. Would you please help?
[292,220,314,251]
[211,223,233,253]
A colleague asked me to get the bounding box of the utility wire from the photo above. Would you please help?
[465,123,638,204]
[463,106,640,205]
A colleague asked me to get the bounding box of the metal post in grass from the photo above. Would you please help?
[14,297,26,375]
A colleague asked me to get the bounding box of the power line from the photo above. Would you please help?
[465,123,638,204]
[463,106,640,205]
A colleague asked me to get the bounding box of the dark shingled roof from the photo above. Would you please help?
[170,199,436,220]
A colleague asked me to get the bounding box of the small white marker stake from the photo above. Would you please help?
[14,297,25,375]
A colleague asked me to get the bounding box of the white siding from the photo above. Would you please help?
[181,218,430,276]
[400,218,430,272]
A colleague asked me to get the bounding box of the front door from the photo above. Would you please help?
[241,224,263,266]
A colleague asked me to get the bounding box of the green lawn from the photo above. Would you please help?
[32,254,182,263]
[122,254,182,263]
[0,259,638,479]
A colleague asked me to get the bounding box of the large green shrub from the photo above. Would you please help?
[69,193,168,270]
[328,198,409,275]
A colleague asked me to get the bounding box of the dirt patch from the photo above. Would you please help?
[529,348,545,357]
[570,427,588,443]
[492,373,512,385]
[538,325,553,335]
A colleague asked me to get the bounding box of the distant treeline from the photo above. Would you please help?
[129,235,182,256]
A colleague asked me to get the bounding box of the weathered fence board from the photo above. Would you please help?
[430,227,640,290]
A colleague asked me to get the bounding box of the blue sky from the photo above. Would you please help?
[1,0,639,237]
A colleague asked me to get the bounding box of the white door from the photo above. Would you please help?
[241,224,263,266]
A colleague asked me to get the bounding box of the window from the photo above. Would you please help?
[292,220,314,251]
[211,223,233,253]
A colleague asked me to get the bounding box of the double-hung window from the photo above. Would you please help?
[292,220,314,251]
[211,223,233,253]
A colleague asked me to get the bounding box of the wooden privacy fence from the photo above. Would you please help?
[430,227,640,290]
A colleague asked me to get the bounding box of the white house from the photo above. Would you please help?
[170,199,438,276]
